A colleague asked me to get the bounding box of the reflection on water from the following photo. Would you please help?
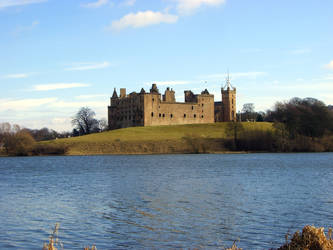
[0,153,333,249]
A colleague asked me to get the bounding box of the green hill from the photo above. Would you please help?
[41,122,273,155]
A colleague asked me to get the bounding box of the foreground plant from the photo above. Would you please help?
[43,223,62,250]
[278,225,333,250]
[43,223,97,250]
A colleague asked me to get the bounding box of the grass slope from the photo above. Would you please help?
[42,122,273,155]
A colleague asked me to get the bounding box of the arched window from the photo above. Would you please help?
[151,112,154,117]
[184,114,186,118]
[194,114,196,118]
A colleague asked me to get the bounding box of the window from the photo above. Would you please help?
[232,99,233,104]
[192,106,194,110]
[171,114,173,118]
[151,112,154,117]
[159,113,161,117]
[184,114,186,118]
[202,103,204,107]
[162,114,165,117]
[194,114,196,118]
[201,115,204,118]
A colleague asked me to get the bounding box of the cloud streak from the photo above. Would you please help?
[204,72,267,80]
[145,80,189,86]
[324,60,333,70]
[81,0,108,8]
[0,0,47,9]
[0,97,57,111]
[3,73,30,79]
[177,0,226,15]
[65,61,111,71]
[33,83,90,91]
[109,11,178,31]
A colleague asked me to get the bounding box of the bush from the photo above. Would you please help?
[3,131,36,156]
[32,143,68,156]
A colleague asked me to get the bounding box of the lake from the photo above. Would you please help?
[0,153,333,249]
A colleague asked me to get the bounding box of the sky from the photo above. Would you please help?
[0,0,333,131]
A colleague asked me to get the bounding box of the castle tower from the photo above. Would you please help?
[221,73,236,121]
[111,88,118,106]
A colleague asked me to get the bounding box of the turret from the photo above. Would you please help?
[222,73,236,121]
[111,88,118,106]
[163,87,175,102]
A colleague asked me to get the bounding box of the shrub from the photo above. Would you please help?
[32,143,68,156]
[3,131,35,156]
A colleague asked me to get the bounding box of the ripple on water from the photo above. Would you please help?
[1,153,333,249]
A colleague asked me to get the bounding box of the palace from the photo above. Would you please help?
[108,77,236,130]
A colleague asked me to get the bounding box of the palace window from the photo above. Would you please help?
[159,113,161,117]
[151,112,154,117]
[171,114,173,118]
[194,114,196,118]
[162,114,165,117]
[201,115,204,118]
[184,114,186,118]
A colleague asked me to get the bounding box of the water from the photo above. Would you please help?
[0,153,333,249]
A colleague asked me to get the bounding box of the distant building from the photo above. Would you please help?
[108,77,237,130]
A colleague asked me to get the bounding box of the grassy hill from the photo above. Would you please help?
[40,122,273,155]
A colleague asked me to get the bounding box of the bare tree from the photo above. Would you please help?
[71,107,99,135]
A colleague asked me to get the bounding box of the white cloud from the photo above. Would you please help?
[33,83,90,91]
[65,61,111,71]
[145,80,189,86]
[75,94,108,99]
[204,72,267,80]
[3,73,30,79]
[177,0,226,15]
[81,0,108,8]
[0,0,47,9]
[13,20,39,35]
[0,97,57,112]
[123,0,136,6]
[324,60,333,70]
[50,100,106,109]
[291,49,311,55]
[109,11,178,31]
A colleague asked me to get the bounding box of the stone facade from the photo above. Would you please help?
[108,82,236,130]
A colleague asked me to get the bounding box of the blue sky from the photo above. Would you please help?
[0,0,333,131]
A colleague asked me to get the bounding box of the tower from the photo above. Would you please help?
[221,73,236,121]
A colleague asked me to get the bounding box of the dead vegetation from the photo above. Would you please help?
[278,225,333,250]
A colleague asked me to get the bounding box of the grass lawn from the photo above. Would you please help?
[41,122,273,155]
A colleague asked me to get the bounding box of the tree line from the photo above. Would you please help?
[227,97,333,152]
[0,107,107,156]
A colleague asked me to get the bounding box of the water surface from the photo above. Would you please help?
[0,153,333,249]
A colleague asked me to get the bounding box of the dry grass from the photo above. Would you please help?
[43,223,62,250]
[278,225,333,250]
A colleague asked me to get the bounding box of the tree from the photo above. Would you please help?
[97,118,108,132]
[3,130,35,156]
[71,107,99,135]
[242,103,255,113]
[270,97,333,138]
[242,103,256,121]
